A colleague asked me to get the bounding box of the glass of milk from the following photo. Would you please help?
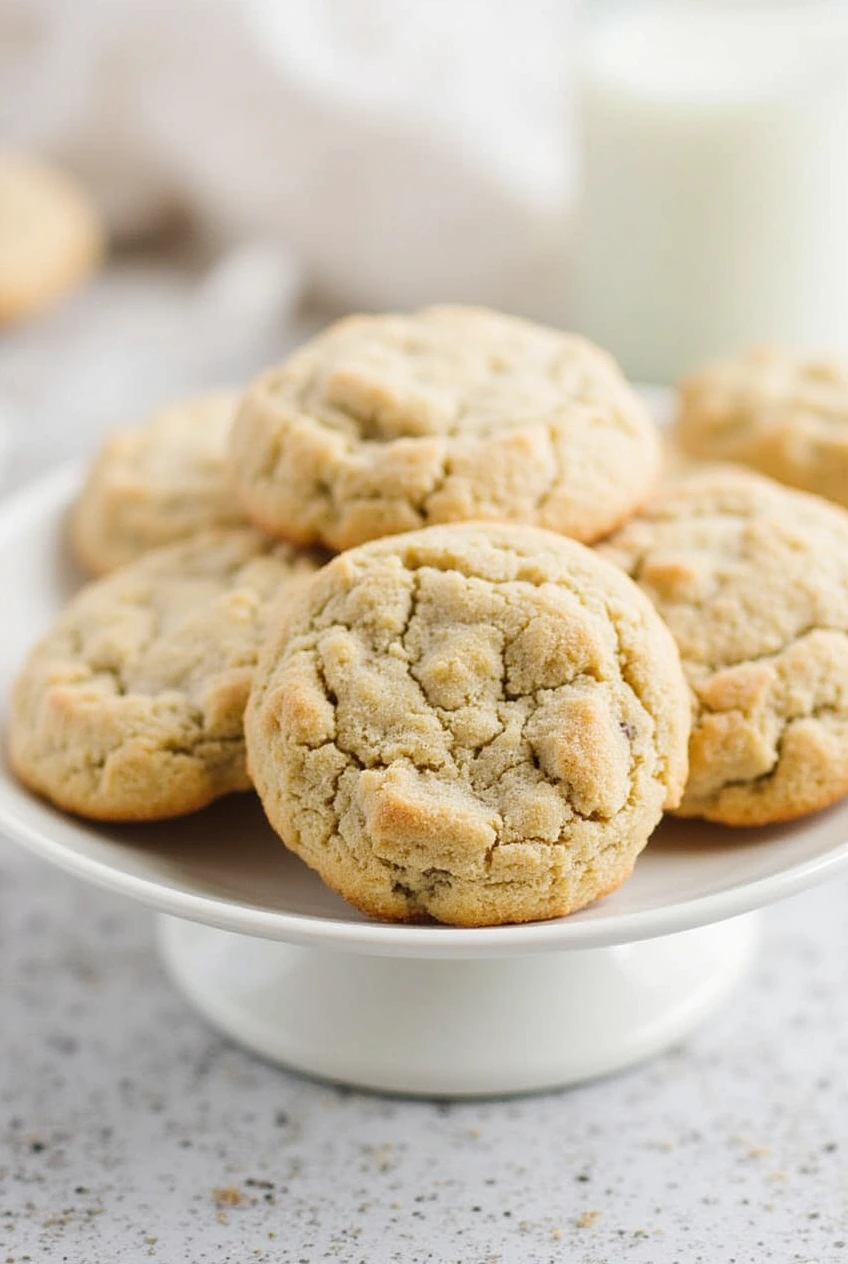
[570,0,848,383]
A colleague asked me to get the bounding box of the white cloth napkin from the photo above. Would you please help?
[0,0,578,482]
[0,0,576,317]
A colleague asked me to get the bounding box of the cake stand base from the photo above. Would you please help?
[158,911,762,1097]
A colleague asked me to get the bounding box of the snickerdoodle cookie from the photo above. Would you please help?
[230,306,661,552]
[10,529,322,821]
[677,347,848,509]
[246,522,690,926]
[603,468,848,826]
[71,392,245,575]
[0,153,102,325]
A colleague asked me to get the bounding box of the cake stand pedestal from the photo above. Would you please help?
[160,911,761,1095]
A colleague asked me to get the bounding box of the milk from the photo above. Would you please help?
[571,1,848,383]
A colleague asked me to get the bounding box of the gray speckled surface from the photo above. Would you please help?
[2,835,848,1264]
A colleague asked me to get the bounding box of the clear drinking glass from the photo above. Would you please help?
[570,0,848,383]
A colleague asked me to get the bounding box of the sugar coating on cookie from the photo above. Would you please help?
[603,468,848,826]
[246,522,690,927]
[230,306,661,552]
[71,392,246,575]
[10,529,323,821]
[677,346,848,509]
[0,153,102,325]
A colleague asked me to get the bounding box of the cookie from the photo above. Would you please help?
[230,306,661,552]
[246,522,690,927]
[677,347,848,509]
[71,392,246,575]
[660,434,732,483]
[10,529,323,821]
[0,152,103,326]
[602,468,848,826]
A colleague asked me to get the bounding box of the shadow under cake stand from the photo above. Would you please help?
[1,465,847,1097]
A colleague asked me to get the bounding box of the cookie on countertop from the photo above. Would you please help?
[230,306,661,552]
[676,346,848,509]
[603,468,848,826]
[10,529,323,821]
[246,521,690,927]
[71,392,246,575]
[0,152,103,326]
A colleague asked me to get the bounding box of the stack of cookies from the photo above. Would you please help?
[10,308,848,926]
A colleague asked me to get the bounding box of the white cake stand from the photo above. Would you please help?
[2,465,848,1097]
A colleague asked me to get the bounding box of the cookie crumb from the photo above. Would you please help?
[213,1187,243,1208]
[577,1210,601,1228]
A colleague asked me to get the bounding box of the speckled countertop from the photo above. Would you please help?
[2,275,848,1264]
[3,839,848,1264]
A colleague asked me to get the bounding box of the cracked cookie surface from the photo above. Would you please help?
[10,529,323,821]
[676,347,848,509]
[71,392,246,575]
[246,522,690,926]
[230,306,660,552]
[603,469,848,825]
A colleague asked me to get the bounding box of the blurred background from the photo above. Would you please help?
[4,0,848,476]
[0,0,576,483]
